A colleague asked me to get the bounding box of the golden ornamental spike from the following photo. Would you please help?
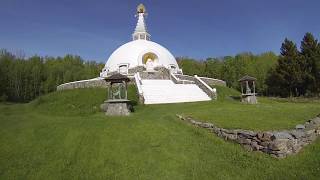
[137,3,146,13]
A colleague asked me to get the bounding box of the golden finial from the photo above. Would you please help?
[137,3,146,13]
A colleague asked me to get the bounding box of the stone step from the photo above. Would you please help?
[140,79,211,104]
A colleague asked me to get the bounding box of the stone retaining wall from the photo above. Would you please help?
[175,74,195,82]
[57,77,135,91]
[170,74,194,84]
[175,75,226,87]
[139,68,171,80]
[177,114,320,158]
[194,76,216,99]
[128,66,146,74]
[199,77,226,87]
[57,78,108,91]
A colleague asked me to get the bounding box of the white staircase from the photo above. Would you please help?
[139,79,211,104]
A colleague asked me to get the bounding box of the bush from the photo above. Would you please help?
[0,94,8,102]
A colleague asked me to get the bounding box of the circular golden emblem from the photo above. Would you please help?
[142,52,158,64]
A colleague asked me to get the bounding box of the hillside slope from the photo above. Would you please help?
[0,87,319,179]
[30,86,138,116]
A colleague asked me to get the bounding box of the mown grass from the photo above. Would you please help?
[0,87,319,179]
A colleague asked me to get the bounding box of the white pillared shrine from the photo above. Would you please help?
[100,4,181,77]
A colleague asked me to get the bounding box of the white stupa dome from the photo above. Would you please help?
[100,4,180,77]
[104,39,178,72]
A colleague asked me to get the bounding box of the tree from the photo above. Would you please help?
[300,32,320,95]
[0,50,104,102]
[0,49,14,101]
[204,58,223,79]
[266,39,304,97]
[177,57,206,76]
[254,52,278,95]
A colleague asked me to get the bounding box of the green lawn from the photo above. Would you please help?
[0,87,319,179]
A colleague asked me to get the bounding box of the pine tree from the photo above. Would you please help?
[266,39,303,97]
[300,32,320,95]
[317,43,320,94]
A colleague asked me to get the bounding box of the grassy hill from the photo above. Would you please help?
[0,87,320,179]
[30,85,139,116]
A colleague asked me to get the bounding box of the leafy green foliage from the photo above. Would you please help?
[267,33,320,97]
[266,39,303,96]
[0,50,104,102]
[178,52,278,95]
[177,57,206,76]
[177,33,320,98]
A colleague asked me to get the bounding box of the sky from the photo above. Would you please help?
[0,0,320,62]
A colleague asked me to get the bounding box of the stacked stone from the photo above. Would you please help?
[57,79,108,91]
[57,78,136,91]
[139,68,171,80]
[100,102,132,116]
[177,114,320,158]
[175,75,227,87]
[128,66,146,74]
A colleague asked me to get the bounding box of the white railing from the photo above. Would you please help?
[194,75,217,99]
[194,75,215,92]
[198,76,226,85]
[170,73,194,84]
[134,72,143,95]
[170,73,179,82]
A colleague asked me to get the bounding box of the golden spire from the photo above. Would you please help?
[132,3,150,41]
[137,3,146,13]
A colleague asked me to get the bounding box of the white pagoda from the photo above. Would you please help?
[100,4,181,77]
[58,4,225,104]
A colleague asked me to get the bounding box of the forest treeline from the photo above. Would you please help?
[0,33,319,102]
[0,51,104,102]
[178,32,320,97]
[177,51,278,95]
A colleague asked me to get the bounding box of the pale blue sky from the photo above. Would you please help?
[0,0,319,61]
